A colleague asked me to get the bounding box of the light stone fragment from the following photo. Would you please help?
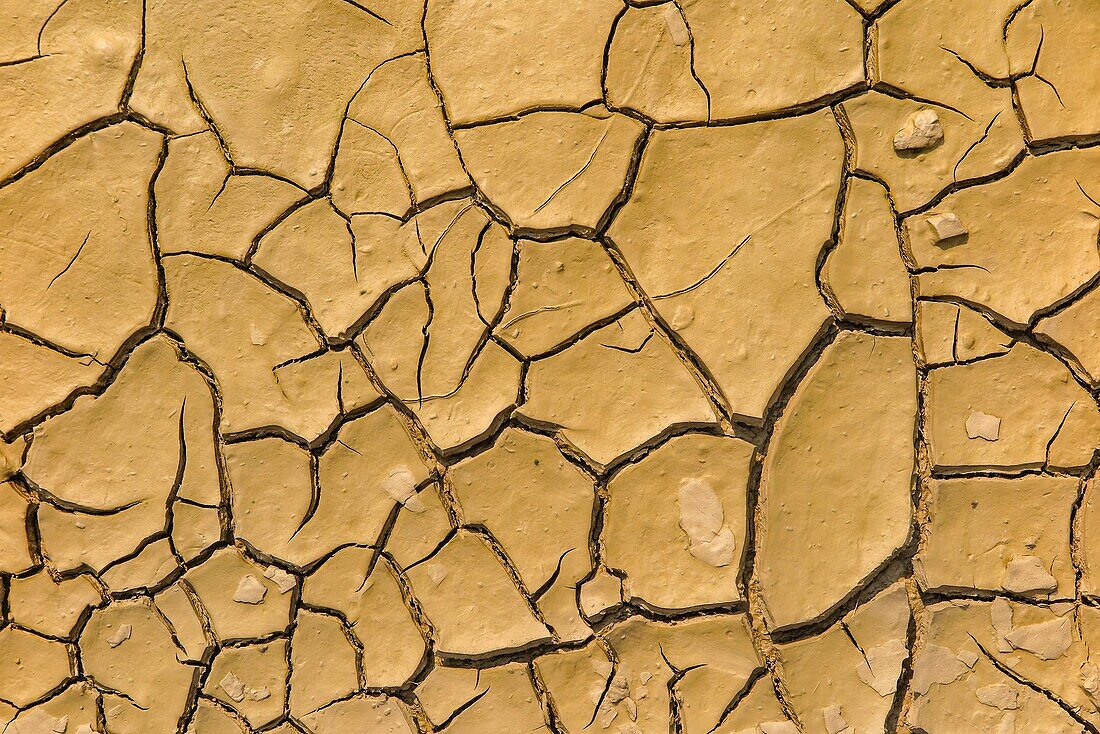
[965,411,1001,441]
[663,5,689,46]
[857,639,910,697]
[105,624,131,648]
[893,109,944,151]
[1002,555,1058,594]
[233,575,267,605]
[910,645,971,695]
[926,212,968,243]
[1003,617,1073,660]
[263,567,296,594]
[382,466,425,512]
[220,673,247,703]
[677,478,735,567]
[976,683,1019,710]
[823,705,848,734]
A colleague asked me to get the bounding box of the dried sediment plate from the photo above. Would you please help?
[2,0,1099,731]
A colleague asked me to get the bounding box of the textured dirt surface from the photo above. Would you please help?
[2,0,1100,732]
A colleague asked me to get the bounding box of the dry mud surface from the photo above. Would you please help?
[1,0,1100,732]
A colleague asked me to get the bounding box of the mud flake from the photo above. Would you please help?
[155,131,303,261]
[424,0,622,124]
[495,237,634,357]
[926,344,1100,472]
[518,310,717,466]
[406,531,551,658]
[205,641,287,728]
[252,199,379,338]
[905,149,1100,325]
[1007,0,1100,143]
[681,0,863,119]
[1035,286,1100,387]
[0,332,103,435]
[843,91,1023,213]
[301,695,417,733]
[0,123,161,358]
[605,4,708,124]
[183,548,290,640]
[926,212,968,244]
[918,476,1075,597]
[340,53,471,212]
[8,573,101,639]
[24,337,217,572]
[0,0,142,180]
[449,428,593,639]
[916,301,1012,366]
[80,600,195,732]
[823,177,913,325]
[779,583,910,731]
[606,110,842,420]
[302,550,427,688]
[0,628,72,708]
[455,110,645,231]
[289,611,359,717]
[606,434,749,611]
[758,332,916,629]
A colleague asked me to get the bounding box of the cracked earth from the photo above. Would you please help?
[1,0,1100,732]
